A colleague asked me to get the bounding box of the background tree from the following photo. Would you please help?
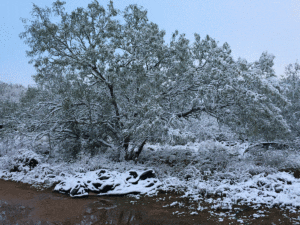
[160,34,290,142]
[280,61,300,137]
[0,82,26,134]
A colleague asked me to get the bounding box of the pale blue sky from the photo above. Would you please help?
[1,0,300,87]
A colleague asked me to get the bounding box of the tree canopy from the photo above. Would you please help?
[18,0,291,160]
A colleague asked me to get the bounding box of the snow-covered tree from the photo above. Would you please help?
[0,82,26,135]
[161,34,290,141]
[20,0,290,160]
[280,61,300,137]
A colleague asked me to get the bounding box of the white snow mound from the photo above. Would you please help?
[54,169,162,197]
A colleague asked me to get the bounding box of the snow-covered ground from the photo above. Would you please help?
[1,140,300,221]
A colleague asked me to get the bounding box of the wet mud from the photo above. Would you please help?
[0,179,300,224]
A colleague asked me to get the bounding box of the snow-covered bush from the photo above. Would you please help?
[0,155,11,171]
[261,150,288,168]
[0,134,34,159]
[247,165,278,176]
[137,141,244,183]
[1,149,43,173]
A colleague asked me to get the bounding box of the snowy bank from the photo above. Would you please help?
[1,146,300,214]
[0,149,163,197]
[178,171,300,212]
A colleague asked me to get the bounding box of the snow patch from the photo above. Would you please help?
[181,172,300,211]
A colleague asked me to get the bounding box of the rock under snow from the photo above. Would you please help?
[54,169,162,197]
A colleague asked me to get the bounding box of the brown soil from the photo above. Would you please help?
[0,179,299,224]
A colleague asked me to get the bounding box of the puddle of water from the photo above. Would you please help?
[0,179,300,224]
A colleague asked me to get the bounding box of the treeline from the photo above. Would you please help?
[0,82,26,103]
[1,0,300,161]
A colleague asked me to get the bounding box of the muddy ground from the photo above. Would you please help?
[0,179,300,224]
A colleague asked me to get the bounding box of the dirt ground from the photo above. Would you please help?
[0,179,299,224]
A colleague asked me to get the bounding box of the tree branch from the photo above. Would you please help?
[176,106,205,118]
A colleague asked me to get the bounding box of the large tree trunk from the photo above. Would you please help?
[124,139,147,161]
[123,136,131,160]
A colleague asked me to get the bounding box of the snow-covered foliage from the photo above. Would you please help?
[0,82,27,136]
[0,81,26,103]
[182,172,300,211]
[15,0,291,163]
[280,61,300,138]
[3,149,43,172]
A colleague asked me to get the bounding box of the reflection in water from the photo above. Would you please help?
[88,200,117,210]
